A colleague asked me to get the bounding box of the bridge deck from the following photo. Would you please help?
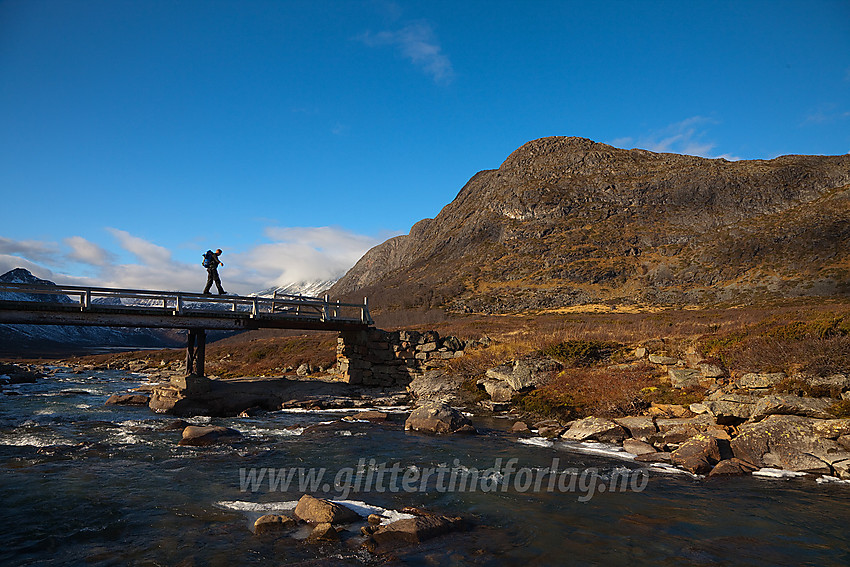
[0,282,372,331]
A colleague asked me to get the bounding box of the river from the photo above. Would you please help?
[1,368,849,566]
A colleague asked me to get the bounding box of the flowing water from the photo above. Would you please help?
[2,369,849,566]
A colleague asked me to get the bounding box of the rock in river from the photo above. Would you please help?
[178,425,242,446]
[404,402,475,435]
[294,494,360,524]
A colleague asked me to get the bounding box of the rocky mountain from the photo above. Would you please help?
[331,137,850,314]
[0,268,184,355]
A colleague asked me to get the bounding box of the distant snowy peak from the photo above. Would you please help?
[0,268,55,286]
[251,279,338,299]
[0,268,74,303]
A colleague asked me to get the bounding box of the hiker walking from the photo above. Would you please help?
[202,248,226,295]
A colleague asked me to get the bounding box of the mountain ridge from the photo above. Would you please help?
[330,136,850,313]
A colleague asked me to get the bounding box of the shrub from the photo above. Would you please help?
[541,340,622,367]
[828,400,850,418]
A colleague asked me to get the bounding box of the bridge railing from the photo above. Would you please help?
[0,282,373,325]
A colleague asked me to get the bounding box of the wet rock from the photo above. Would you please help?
[306,522,340,543]
[366,514,465,552]
[404,403,474,435]
[750,395,835,421]
[708,458,759,478]
[614,416,657,441]
[623,439,657,455]
[105,394,150,406]
[178,425,242,446]
[350,411,388,422]
[634,451,672,463]
[561,417,627,443]
[510,421,530,434]
[254,514,296,535]
[730,415,850,475]
[294,494,360,525]
[738,372,786,389]
[537,424,565,438]
[160,419,191,430]
[302,420,372,436]
[238,406,264,418]
[671,434,724,474]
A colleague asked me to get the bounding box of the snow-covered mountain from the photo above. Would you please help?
[0,268,184,355]
[251,279,338,299]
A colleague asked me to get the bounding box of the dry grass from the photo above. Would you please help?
[516,364,661,420]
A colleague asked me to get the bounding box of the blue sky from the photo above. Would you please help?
[2,0,849,294]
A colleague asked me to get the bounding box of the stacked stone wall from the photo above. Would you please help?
[333,328,467,386]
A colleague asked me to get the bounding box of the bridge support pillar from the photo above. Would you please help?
[186,328,206,377]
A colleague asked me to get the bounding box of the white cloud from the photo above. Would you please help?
[0,254,58,281]
[614,117,741,161]
[238,226,383,286]
[106,228,172,265]
[359,21,454,84]
[0,226,387,296]
[64,236,115,266]
[0,237,58,263]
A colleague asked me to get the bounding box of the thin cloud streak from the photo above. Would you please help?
[359,21,454,84]
[612,117,741,161]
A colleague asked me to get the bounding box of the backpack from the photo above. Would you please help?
[202,250,217,268]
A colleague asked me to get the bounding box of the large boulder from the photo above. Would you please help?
[650,415,716,446]
[404,403,474,435]
[730,415,850,476]
[749,395,835,421]
[480,378,515,402]
[561,417,627,443]
[407,370,465,405]
[671,434,726,474]
[366,514,465,552]
[306,523,340,543]
[485,355,561,392]
[806,374,850,392]
[105,393,150,406]
[622,439,657,455]
[614,416,657,441]
[703,394,760,424]
[253,514,296,535]
[178,425,242,446]
[738,372,786,389]
[294,494,360,524]
[668,368,703,389]
[708,458,759,478]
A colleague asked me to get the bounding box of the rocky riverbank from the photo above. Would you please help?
[470,346,850,481]
[6,332,850,484]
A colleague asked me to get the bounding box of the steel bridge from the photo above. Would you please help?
[0,282,373,375]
